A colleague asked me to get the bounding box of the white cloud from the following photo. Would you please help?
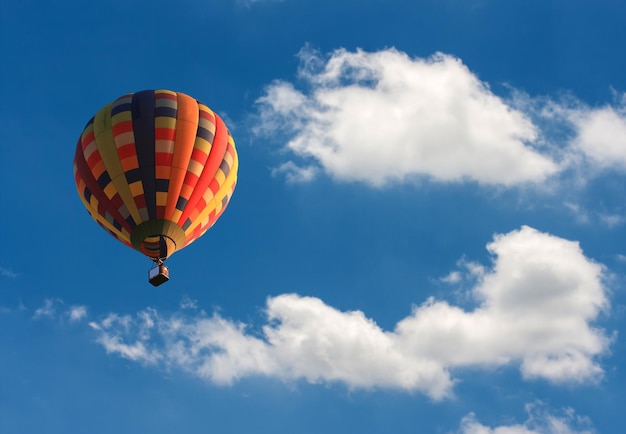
[569,102,626,169]
[271,161,318,183]
[33,299,60,319]
[440,270,462,284]
[255,48,559,187]
[33,299,89,323]
[458,401,595,434]
[598,212,625,228]
[254,46,626,204]
[89,226,611,399]
[179,295,198,310]
[68,305,88,322]
[533,92,626,175]
[398,226,610,382]
[89,312,161,364]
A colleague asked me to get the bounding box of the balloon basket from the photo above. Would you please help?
[149,264,169,286]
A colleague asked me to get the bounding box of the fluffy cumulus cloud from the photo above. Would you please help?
[567,98,626,170]
[458,401,595,434]
[255,47,559,186]
[398,226,610,383]
[89,226,611,400]
[255,47,626,191]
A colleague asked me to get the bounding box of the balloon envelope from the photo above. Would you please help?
[73,90,238,261]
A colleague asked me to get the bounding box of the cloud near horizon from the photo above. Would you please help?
[88,226,611,400]
[254,47,626,188]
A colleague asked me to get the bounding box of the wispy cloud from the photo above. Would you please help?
[32,298,88,322]
[179,295,198,310]
[33,299,61,319]
[458,401,595,434]
[271,161,319,183]
[0,266,18,279]
[439,270,462,284]
[89,315,161,364]
[563,201,625,228]
[237,0,283,6]
[68,305,88,322]
[89,226,612,400]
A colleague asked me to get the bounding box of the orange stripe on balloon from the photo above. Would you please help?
[177,114,228,227]
[164,93,199,221]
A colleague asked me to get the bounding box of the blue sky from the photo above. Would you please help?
[1,0,626,433]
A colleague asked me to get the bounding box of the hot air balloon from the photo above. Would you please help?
[73,90,238,286]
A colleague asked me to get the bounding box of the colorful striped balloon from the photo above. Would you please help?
[73,90,238,263]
